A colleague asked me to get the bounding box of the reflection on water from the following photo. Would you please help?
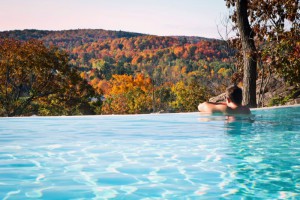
[221,106,300,198]
[0,106,299,199]
[225,115,255,135]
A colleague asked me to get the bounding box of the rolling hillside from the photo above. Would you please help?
[0,29,235,114]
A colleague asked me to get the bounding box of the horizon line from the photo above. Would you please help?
[0,28,220,40]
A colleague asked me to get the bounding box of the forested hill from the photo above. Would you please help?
[0,28,231,75]
[0,29,211,48]
[0,29,234,114]
[0,29,145,45]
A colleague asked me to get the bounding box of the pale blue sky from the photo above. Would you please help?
[0,0,228,38]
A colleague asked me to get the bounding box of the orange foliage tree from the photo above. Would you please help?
[101,74,152,114]
[0,39,97,116]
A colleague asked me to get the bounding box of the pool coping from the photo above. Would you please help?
[1,104,299,118]
[250,103,300,111]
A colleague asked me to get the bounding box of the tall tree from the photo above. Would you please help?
[226,0,258,107]
[226,0,300,107]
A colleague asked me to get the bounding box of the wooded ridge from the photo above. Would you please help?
[0,28,298,116]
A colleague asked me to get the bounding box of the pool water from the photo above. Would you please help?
[0,106,300,199]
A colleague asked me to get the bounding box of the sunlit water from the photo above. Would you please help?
[0,106,300,199]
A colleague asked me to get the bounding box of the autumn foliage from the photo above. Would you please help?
[0,30,237,115]
[0,39,97,116]
[101,74,152,114]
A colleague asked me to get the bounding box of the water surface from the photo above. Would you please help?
[0,106,300,199]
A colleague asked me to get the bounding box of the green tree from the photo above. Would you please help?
[170,79,209,112]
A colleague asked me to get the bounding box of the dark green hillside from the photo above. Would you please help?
[0,29,145,49]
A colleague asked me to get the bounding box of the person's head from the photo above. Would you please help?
[226,85,243,106]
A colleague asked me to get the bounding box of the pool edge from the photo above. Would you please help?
[251,103,300,111]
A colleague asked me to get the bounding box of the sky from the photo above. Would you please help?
[0,0,229,39]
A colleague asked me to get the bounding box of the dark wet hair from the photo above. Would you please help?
[226,85,243,105]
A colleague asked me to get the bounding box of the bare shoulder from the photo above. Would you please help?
[198,102,227,113]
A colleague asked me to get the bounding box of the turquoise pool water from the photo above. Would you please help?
[0,106,300,199]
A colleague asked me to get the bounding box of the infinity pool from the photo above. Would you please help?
[0,105,300,199]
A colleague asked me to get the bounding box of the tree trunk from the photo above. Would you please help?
[236,0,257,107]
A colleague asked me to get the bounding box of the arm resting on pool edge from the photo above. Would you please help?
[198,102,227,113]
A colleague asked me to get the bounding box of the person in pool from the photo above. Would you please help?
[198,85,251,115]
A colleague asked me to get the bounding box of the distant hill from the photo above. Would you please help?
[1,29,298,113]
[0,29,233,96]
[0,29,146,49]
[0,29,144,41]
[0,29,215,48]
